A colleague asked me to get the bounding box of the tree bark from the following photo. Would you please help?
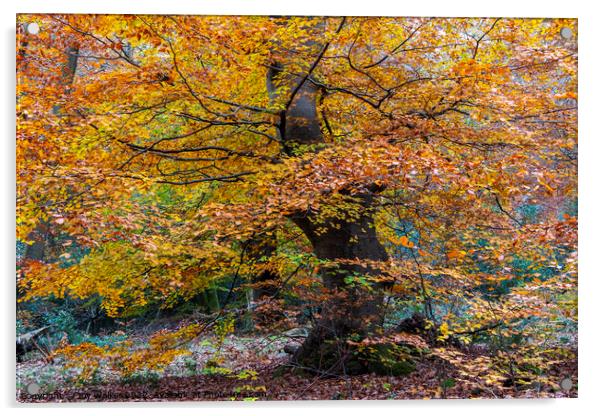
[288,194,389,373]
[247,233,280,300]
[246,232,288,331]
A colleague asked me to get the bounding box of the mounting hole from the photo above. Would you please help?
[26,382,41,395]
[25,22,40,35]
[560,27,573,40]
[560,377,573,391]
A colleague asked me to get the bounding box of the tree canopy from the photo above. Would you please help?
[17,14,577,390]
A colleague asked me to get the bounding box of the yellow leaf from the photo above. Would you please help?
[537,178,555,194]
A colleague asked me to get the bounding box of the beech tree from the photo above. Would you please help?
[17,15,577,375]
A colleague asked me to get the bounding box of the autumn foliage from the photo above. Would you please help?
[16,15,577,400]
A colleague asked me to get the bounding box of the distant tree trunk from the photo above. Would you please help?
[20,39,79,265]
[200,285,221,313]
[248,233,280,300]
[247,232,285,331]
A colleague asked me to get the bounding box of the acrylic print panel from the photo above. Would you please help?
[16,14,577,402]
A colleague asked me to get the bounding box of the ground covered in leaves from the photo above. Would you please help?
[17,333,577,402]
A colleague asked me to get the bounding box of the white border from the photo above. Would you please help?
[9,0,582,17]
[3,1,601,415]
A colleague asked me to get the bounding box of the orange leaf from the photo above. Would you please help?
[400,236,414,248]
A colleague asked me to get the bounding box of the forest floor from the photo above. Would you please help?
[16,331,577,402]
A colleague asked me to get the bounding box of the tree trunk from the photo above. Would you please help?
[288,193,389,374]
[247,233,286,331]
[248,233,280,300]
[268,18,392,374]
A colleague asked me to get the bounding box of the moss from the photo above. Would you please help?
[297,340,342,372]
[293,339,417,377]
[359,343,416,376]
